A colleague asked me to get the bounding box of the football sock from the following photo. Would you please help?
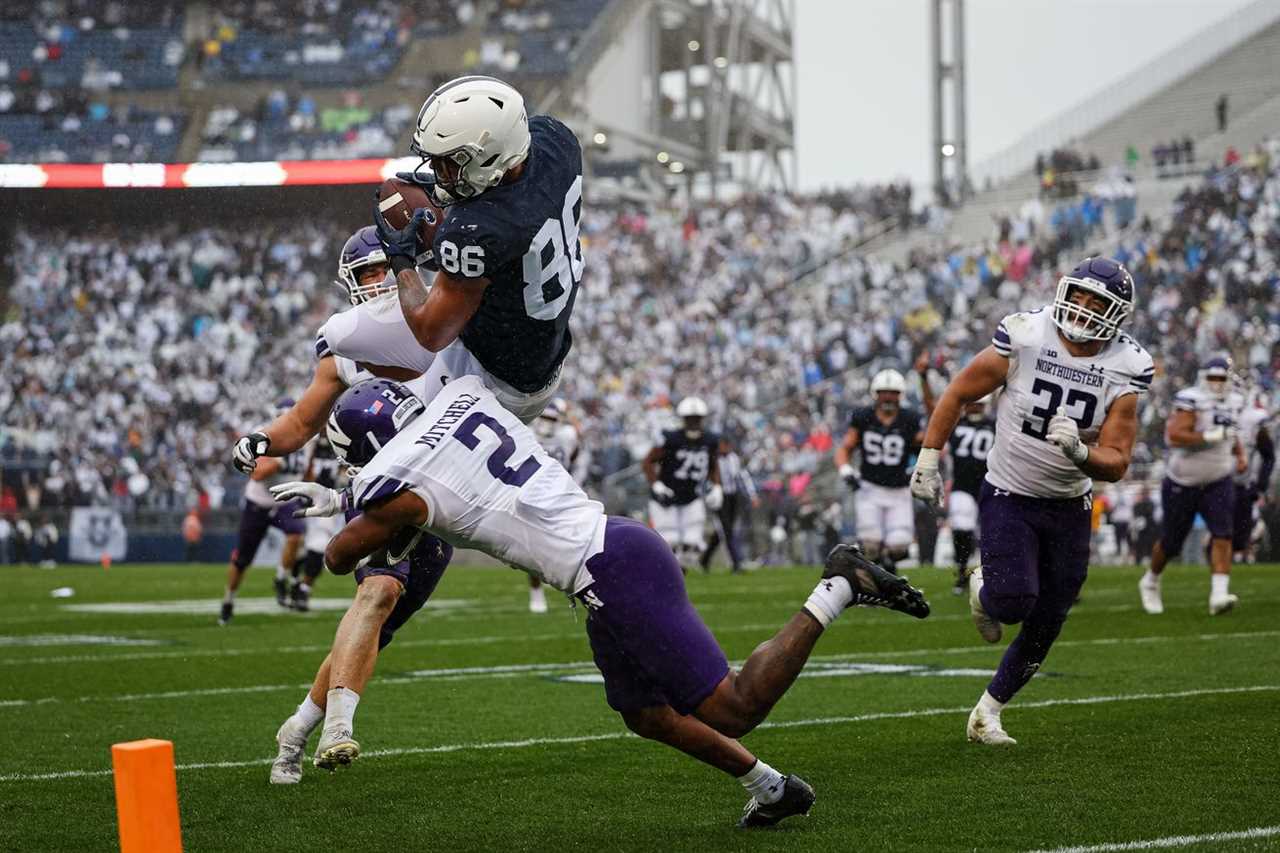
[977,690,1005,715]
[953,530,975,570]
[222,588,236,605]
[324,687,360,732]
[1210,573,1230,597]
[803,576,853,628]
[287,694,325,739]
[738,759,785,805]
[275,564,289,582]
[1141,569,1160,587]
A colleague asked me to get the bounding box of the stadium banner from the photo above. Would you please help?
[0,157,420,189]
[68,507,128,562]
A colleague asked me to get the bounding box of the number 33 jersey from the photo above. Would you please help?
[987,308,1153,499]
[433,115,584,394]
[349,375,603,593]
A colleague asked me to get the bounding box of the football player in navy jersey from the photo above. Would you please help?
[946,396,996,594]
[327,75,584,424]
[834,359,934,573]
[645,397,724,573]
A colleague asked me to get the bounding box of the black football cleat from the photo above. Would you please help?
[822,544,930,619]
[218,601,234,626]
[738,774,816,829]
[274,577,290,608]
[290,582,311,613]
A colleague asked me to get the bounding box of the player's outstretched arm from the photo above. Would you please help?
[1073,393,1138,482]
[394,268,489,352]
[643,446,663,484]
[920,347,1008,451]
[323,491,430,575]
[262,358,347,456]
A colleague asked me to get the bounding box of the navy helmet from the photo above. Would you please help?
[1199,353,1233,398]
[336,226,393,305]
[1052,256,1135,343]
[326,379,425,472]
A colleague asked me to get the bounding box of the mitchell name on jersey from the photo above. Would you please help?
[349,375,603,593]
[986,308,1153,499]
[849,406,922,488]
[433,115,584,393]
[1167,388,1242,487]
[656,429,719,506]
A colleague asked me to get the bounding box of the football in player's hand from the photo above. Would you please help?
[377,178,443,250]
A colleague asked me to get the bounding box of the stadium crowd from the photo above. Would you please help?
[2,137,1278,563]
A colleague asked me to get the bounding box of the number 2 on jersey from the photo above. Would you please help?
[453,412,542,486]
[522,175,583,321]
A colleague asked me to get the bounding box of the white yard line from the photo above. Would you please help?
[2,629,1277,707]
[0,684,1274,784]
[1026,824,1280,852]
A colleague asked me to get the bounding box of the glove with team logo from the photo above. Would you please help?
[1046,407,1089,465]
[651,480,676,503]
[231,432,270,475]
[269,481,348,518]
[705,484,724,512]
[838,463,861,491]
[908,448,943,508]
[372,190,429,274]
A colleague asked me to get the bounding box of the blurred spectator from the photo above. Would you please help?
[182,508,203,562]
[0,514,10,564]
[1216,93,1229,133]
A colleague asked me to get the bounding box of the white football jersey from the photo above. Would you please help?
[316,290,437,376]
[538,422,580,473]
[349,375,605,593]
[332,354,440,403]
[244,447,309,508]
[986,308,1153,499]
[1166,388,1242,487]
[1236,403,1271,485]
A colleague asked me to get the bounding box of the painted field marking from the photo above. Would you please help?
[1,684,1275,784]
[1026,824,1280,852]
[0,635,168,648]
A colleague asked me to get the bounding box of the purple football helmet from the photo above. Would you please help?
[1052,256,1135,343]
[326,379,425,472]
[1199,353,1233,398]
[336,226,393,305]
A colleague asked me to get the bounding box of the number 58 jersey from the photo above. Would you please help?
[986,309,1153,499]
[349,375,603,594]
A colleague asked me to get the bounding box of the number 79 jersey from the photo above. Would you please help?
[433,115,584,394]
[349,375,603,593]
[986,308,1153,499]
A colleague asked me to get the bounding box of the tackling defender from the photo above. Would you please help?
[644,397,723,573]
[230,226,453,782]
[910,257,1153,745]
[272,376,930,827]
[1138,355,1247,615]
[835,360,934,572]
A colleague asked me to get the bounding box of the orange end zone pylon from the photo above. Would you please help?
[111,739,183,853]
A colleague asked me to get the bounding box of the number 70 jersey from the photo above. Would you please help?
[986,308,1153,499]
[349,375,604,593]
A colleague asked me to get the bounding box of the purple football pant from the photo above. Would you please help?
[231,499,305,570]
[351,523,453,650]
[1160,475,1234,555]
[978,482,1091,704]
[1231,483,1255,552]
[576,517,730,716]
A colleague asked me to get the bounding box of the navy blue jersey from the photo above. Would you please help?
[948,416,996,496]
[849,406,922,488]
[433,115,584,393]
[657,430,719,506]
[308,436,344,490]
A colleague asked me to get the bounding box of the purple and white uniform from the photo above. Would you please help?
[232,450,307,569]
[349,376,729,714]
[1160,387,1242,552]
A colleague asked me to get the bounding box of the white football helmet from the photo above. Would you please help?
[409,76,531,206]
[676,396,709,418]
[870,369,906,395]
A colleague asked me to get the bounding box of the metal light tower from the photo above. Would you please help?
[930,0,969,205]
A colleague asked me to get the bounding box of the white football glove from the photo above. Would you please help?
[838,463,860,491]
[651,481,676,502]
[908,447,943,508]
[705,484,724,511]
[231,432,270,475]
[270,481,344,518]
[1046,407,1089,464]
[1201,425,1226,445]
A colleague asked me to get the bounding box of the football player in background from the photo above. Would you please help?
[526,398,580,612]
[288,433,345,611]
[272,377,930,826]
[220,398,307,626]
[911,257,1153,745]
[1231,384,1273,563]
[644,397,723,573]
[1138,355,1247,615]
[700,437,757,574]
[322,75,583,425]
[231,226,453,782]
[946,395,995,594]
[834,358,934,573]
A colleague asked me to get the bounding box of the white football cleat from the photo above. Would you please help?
[314,727,360,771]
[269,721,306,785]
[1209,593,1238,615]
[968,568,1002,643]
[1138,574,1163,615]
[529,585,548,614]
[966,704,1017,746]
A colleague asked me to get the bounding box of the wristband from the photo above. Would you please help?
[915,447,941,470]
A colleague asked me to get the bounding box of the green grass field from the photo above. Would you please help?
[2,559,1278,852]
